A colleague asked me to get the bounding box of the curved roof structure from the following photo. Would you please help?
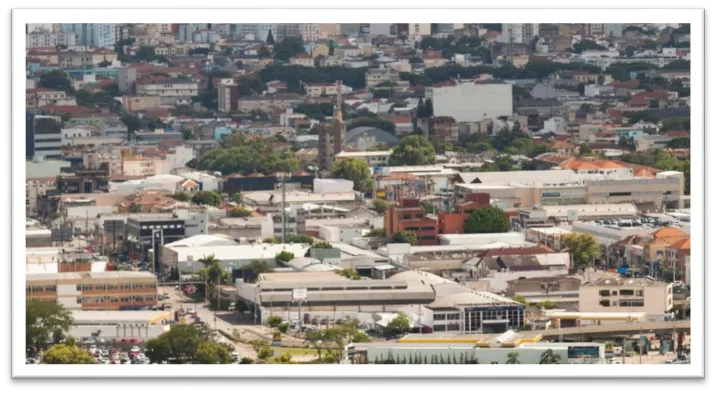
[346,126,399,147]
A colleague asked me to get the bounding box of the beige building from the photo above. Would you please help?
[299,23,321,42]
[122,156,173,177]
[289,53,314,67]
[136,79,200,97]
[84,151,123,176]
[26,271,158,311]
[579,277,673,315]
[365,67,400,88]
[123,96,162,111]
[303,82,339,97]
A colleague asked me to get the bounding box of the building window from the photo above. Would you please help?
[76,284,82,291]
[76,298,82,304]
[619,289,635,296]
[619,299,645,307]
[434,313,446,321]
[599,290,611,296]
[599,300,610,307]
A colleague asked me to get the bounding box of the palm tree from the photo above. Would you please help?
[539,349,562,364]
[506,351,521,364]
[198,254,219,267]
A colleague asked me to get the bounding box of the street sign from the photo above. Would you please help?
[292,288,308,302]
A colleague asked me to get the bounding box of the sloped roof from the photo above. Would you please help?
[669,237,690,250]
[652,227,687,239]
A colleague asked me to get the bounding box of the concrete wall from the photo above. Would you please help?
[427,83,512,122]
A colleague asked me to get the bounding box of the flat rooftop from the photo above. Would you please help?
[258,271,348,283]
[27,271,157,282]
[582,277,670,288]
[71,310,172,325]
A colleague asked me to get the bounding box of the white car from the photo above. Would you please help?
[130,346,140,353]
[88,345,97,355]
[186,308,195,314]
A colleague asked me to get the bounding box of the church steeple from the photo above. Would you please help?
[333,80,343,124]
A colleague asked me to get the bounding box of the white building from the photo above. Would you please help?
[497,23,539,44]
[136,79,200,97]
[425,81,513,123]
[313,178,355,194]
[61,124,97,146]
[335,150,392,168]
[161,241,310,272]
[60,23,116,48]
[26,31,76,48]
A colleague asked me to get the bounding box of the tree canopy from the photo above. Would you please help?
[42,344,96,364]
[273,36,306,61]
[38,70,71,92]
[392,231,418,246]
[146,324,231,364]
[347,117,397,134]
[197,134,300,176]
[385,312,411,336]
[332,158,376,194]
[389,135,437,166]
[562,233,600,268]
[191,190,223,207]
[229,206,253,218]
[26,300,73,351]
[464,206,510,234]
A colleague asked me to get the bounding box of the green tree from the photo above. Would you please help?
[229,206,253,218]
[506,351,521,364]
[464,206,510,234]
[258,46,272,58]
[182,129,193,140]
[562,233,600,268]
[274,36,306,61]
[336,268,361,280]
[267,316,284,328]
[332,158,376,194]
[120,113,142,135]
[537,301,558,310]
[39,70,71,92]
[245,260,274,280]
[666,137,690,149]
[26,300,73,351]
[42,344,96,364]
[512,296,527,305]
[285,234,314,244]
[373,199,390,214]
[365,228,386,237]
[386,312,411,336]
[172,192,189,202]
[275,251,295,266]
[145,324,203,364]
[392,231,417,246]
[128,203,142,213]
[539,349,562,364]
[266,30,275,45]
[304,329,336,361]
[347,117,397,134]
[194,341,233,364]
[389,135,437,166]
[232,192,244,205]
[191,190,223,206]
[277,322,290,334]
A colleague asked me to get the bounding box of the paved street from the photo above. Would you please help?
[160,286,258,360]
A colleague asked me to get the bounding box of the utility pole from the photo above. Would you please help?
[276,172,291,243]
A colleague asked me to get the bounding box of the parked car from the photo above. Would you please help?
[25,358,39,364]
[130,346,140,353]
[88,345,97,355]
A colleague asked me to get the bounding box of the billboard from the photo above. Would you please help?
[567,346,601,359]
[292,288,308,302]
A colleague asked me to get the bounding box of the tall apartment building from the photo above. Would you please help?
[579,277,673,315]
[236,24,277,42]
[299,23,321,42]
[31,115,63,159]
[384,199,439,246]
[61,23,116,48]
[26,23,56,33]
[498,23,539,44]
[587,24,605,36]
[604,23,624,38]
[275,23,300,41]
[26,32,76,48]
[318,82,346,170]
[26,271,158,311]
[218,82,239,113]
